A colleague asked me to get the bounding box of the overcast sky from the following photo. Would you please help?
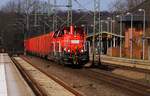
[0,0,115,11]
[56,0,115,11]
[0,0,9,7]
[73,0,115,11]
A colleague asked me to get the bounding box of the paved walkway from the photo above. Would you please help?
[0,54,7,96]
[0,53,34,96]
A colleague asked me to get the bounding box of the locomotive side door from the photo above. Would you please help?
[85,41,91,55]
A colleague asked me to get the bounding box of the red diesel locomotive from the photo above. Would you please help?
[24,25,89,65]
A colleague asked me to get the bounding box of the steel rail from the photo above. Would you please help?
[21,55,150,96]
[86,69,150,96]
[20,56,84,96]
[11,57,47,96]
[102,62,150,74]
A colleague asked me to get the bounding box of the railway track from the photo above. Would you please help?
[11,57,46,96]
[85,69,150,96]
[99,56,150,74]
[102,62,150,74]
[21,55,150,96]
[11,56,83,96]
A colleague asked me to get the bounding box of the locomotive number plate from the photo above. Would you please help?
[71,40,79,44]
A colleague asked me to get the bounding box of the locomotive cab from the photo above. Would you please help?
[63,26,89,65]
[52,25,89,65]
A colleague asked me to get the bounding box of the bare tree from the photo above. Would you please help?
[0,0,55,54]
[109,0,127,12]
[127,0,145,9]
[110,0,146,12]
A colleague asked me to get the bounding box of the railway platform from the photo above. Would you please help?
[0,53,34,96]
[90,55,150,71]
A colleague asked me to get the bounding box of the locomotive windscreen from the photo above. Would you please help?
[74,27,84,35]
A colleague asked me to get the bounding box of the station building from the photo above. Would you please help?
[87,0,150,60]
[123,0,150,60]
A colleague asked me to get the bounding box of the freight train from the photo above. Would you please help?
[24,25,89,65]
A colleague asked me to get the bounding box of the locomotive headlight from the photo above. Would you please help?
[81,49,84,53]
[64,48,66,51]
[68,49,70,53]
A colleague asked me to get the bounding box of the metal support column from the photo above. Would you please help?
[67,0,72,26]
[53,0,57,32]
[143,10,146,60]
[120,16,123,57]
[48,0,52,16]
[92,0,101,65]
[100,21,103,54]
[131,15,133,59]
[34,1,37,27]
[24,0,30,55]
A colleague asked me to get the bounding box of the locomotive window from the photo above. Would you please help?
[57,30,64,37]
[54,28,65,37]
[53,31,59,38]
[64,29,69,34]
[75,27,84,35]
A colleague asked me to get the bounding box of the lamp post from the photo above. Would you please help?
[116,15,123,58]
[138,9,146,60]
[100,20,104,55]
[112,20,115,48]
[105,21,109,54]
[98,18,101,64]
[127,12,133,59]
[107,17,113,56]
[100,20,109,55]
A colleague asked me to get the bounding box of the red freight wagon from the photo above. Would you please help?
[24,25,89,65]
[25,32,54,57]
